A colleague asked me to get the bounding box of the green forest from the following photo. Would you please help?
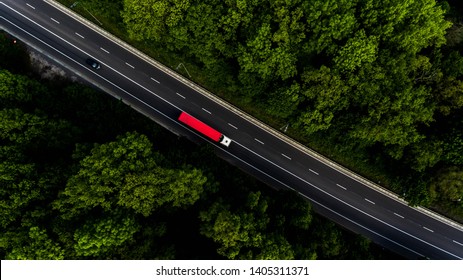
[0,31,398,259]
[60,0,463,220]
[118,0,463,220]
[1,0,462,259]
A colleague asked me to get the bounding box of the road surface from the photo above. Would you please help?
[1,0,463,259]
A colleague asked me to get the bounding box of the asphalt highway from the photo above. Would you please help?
[1,0,463,259]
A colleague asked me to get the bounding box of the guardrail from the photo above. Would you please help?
[45,0,463,232]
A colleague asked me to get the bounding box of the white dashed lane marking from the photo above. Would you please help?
[100,47,109,54]
[202,108,211,114]
[281,154,292,160]
[394,213,404,219]
[50,18,60,24]
[26,3,35,9]
[228,123,238,129]
[423,227,434,233]
[176,92,185,99]
[151,77,160,84]
[125,62,135,69]
[336,183,347,190]
[254,138,264,145]
[309,169,319,175]
[365,198,375,205]
[75,32,85,39]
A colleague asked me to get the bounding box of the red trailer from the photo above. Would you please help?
[178,112,232,147]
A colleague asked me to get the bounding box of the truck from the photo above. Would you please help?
[178,112,232,147]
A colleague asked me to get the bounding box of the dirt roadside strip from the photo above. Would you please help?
[46,0,463,232]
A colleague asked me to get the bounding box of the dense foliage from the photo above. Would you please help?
[119,0,463,218]
[0,31,396,259]
[3,0,463,260]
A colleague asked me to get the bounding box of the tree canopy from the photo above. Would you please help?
[119,0,463,221]
[53,132,207,219]
[6,0,462,260]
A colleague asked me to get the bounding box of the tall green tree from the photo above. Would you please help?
[0,108,74,228]
[73,214,140,257]
[303,0,358,55]
[333,29,378,72]
[199,198,266,259]
[122,0,191,42]
[3,227,65,260]
[0,70,37,106]
[430,167,463,207]
[53,132,206,219]
[298,66,350,133]
[0,160,40,228]
[199,190,312,260]
[357,0,450,54]
[442,123,463,165]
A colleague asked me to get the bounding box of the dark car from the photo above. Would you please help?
[86,58,101,69]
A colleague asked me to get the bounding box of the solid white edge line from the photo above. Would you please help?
[125,62,134,69]
[0,4,184,111]
[336,183,347,190]
[309,169,319,175]
[0,16,435,261]
[2,10,450,258]
[0,11,451,260]
[296,192,425,258]
[26,3,35,9]
[5,11,427,257]
[3,3,460,259]
[50,18,60,24]
[150,77,160,84]
[254,138,264,145]
[44,0,463,236]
